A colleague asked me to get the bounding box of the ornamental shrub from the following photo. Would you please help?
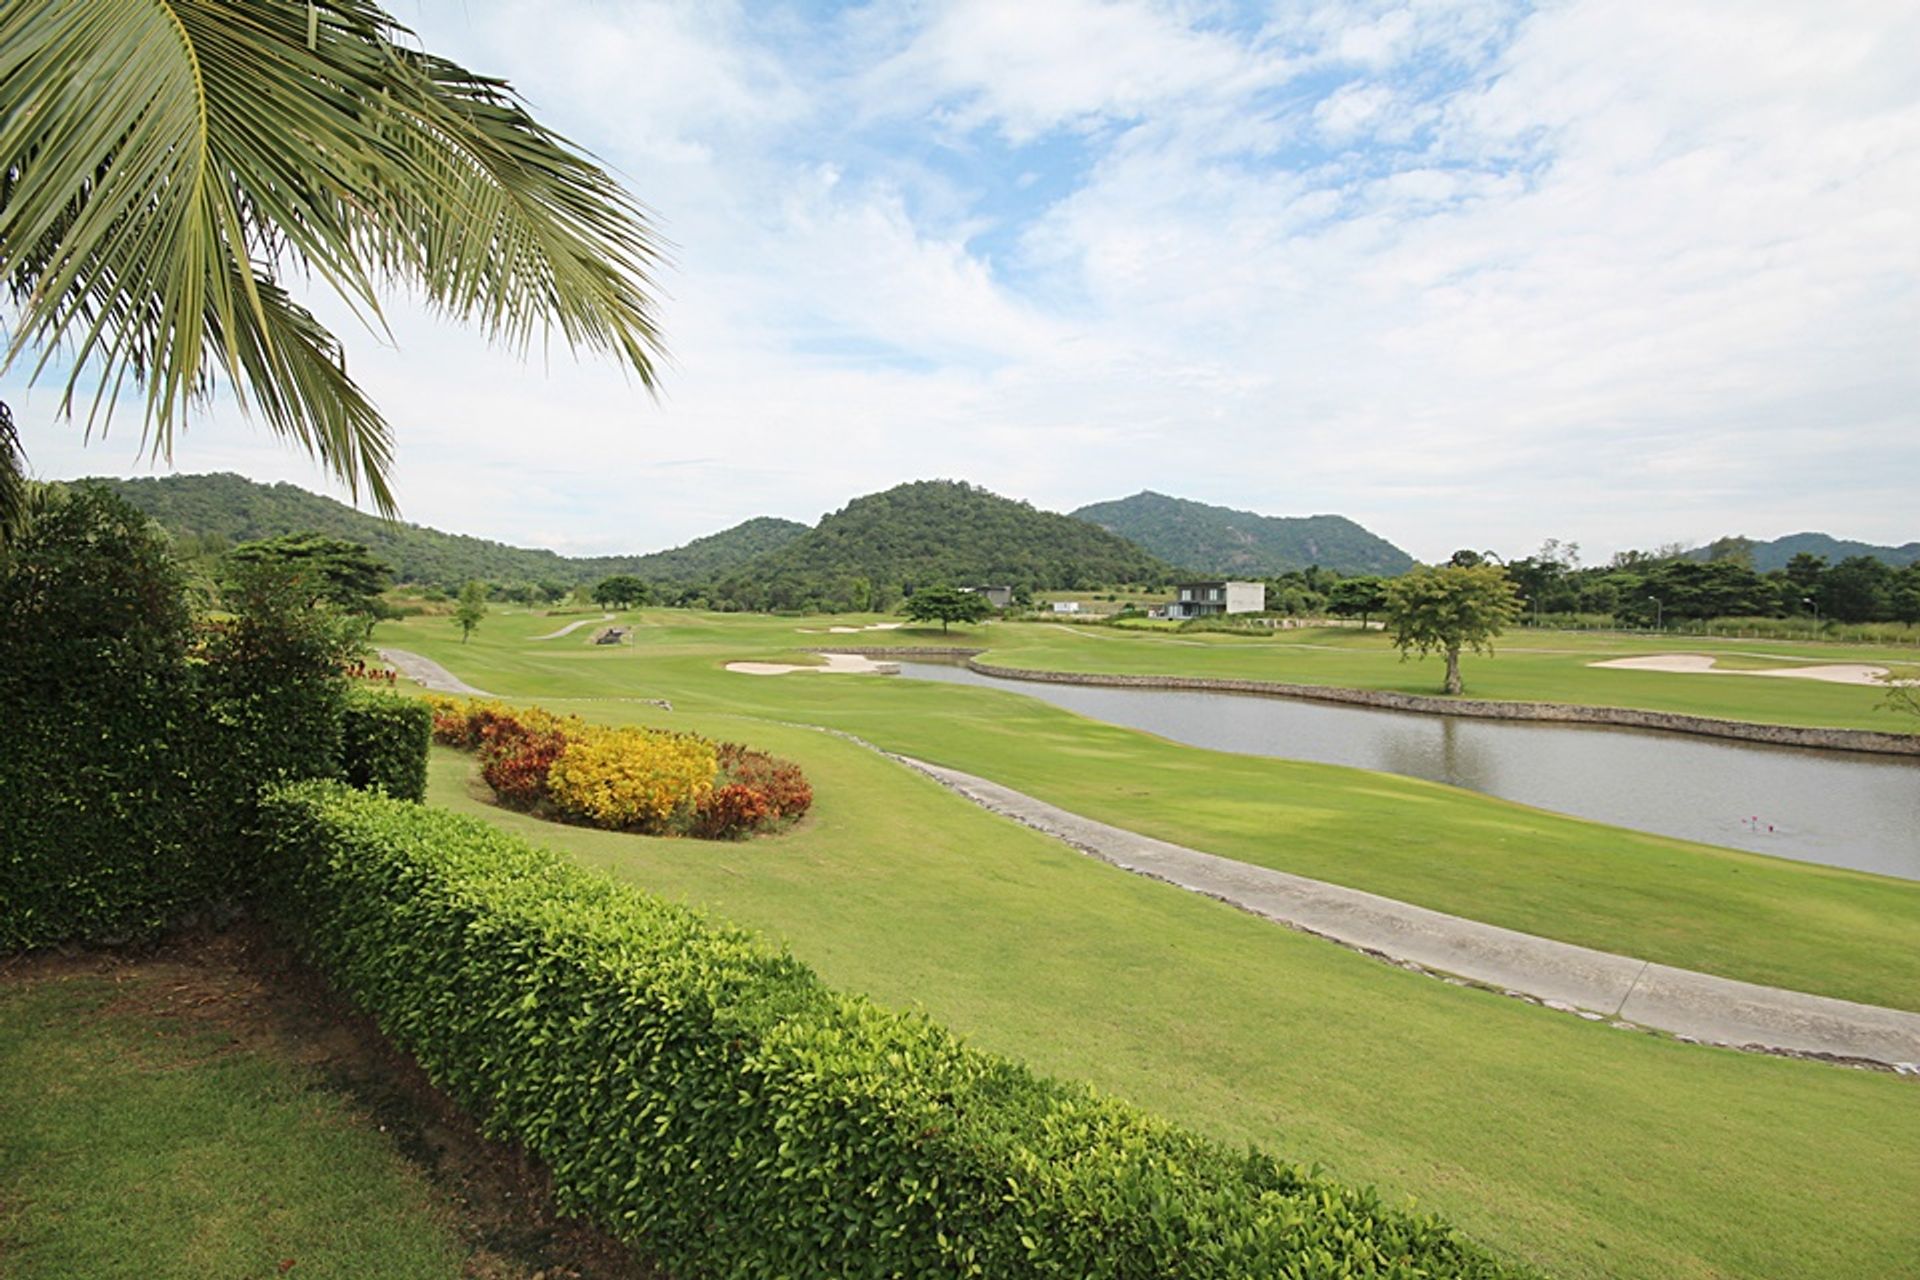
[194,560,360,872]
[716,741,813,820]
[0,487,212,949]
[339,689,431,801]
[258,783,1530,1280]
[546,725,718,831]
[689,782,776,839]
[477,710,572,811]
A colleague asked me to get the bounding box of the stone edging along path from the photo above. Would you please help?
[890,754,1920,1072]
[815,647,1920,757]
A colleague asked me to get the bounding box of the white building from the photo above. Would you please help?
[1166,580,1265,619]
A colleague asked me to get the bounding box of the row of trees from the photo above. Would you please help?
[1501,544,1920,626]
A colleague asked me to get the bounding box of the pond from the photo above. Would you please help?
[894,661,1920,881]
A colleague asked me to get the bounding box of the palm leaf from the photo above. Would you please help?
[0,0,666,514]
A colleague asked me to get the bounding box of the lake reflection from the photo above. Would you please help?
[894,661,1920,881]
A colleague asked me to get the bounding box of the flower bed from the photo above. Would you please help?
[428,697,811,839]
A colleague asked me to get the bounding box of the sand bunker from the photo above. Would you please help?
[725,652,900,676]
[1589,654,1895,686]
[795,622,907,635]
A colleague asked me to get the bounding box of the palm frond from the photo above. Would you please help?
[0,401,27,547]
[0,0,666,511]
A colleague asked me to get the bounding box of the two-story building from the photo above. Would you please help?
[1165,580,1265,620]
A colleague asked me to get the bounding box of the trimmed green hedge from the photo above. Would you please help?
[340,690,431,802]
[0,487,430,951]
[259,783,1532,1280]
[0,489,213,950]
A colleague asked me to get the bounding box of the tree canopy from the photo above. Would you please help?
[225,533,392,618]
[1385,564,1522,695]
[452,580,488,643]
[903,585,992,633]
[593,575,651,610]
[1,0,665,523]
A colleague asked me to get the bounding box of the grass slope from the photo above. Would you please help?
[380,610,1920,1011]
[967,621,1920,733]
[0,971,466,1279]
[380,609,1920,1278]
[420,731,1918,1280]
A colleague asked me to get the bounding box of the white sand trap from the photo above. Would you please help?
[797,621,909,635]
[1590,654,1894,686]
[531,612,614,640]
[726,652,900,676]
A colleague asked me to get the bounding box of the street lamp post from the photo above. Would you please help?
[1647,595,1662,631]
[1803,596,1820,634]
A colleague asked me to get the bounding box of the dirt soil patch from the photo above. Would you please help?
[0,928,664,1280]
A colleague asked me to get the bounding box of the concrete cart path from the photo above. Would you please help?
[531,613,613,640]
[894,755,1920,1069]
[379,647,492,697]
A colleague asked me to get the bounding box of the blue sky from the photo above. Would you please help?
[7,0,1917,562]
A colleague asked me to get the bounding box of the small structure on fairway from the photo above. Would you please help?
[1166,580,1265,620]
[1051,601,1082,614]
[593,625,630,645]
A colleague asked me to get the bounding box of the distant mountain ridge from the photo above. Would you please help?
[1713,532,1920,573]
[84,473,805,588]
[706,480,1173,612]
[1072,491,1414,577]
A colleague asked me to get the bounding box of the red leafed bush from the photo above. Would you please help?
[689,783,776,839]
[717,743,813,820]
[479,725,567,810]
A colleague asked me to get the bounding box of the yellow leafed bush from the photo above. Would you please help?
[547,726,718,830]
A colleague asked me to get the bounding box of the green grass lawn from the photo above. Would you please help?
[0,969,467,1280]
[377,610,1920,1012]
[369,607,1920,1279]
[423,739,1919,1280]
[968,620,1920,732]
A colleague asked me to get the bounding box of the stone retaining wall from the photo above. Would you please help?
[811,646,1920,758]
[806,646,986,659]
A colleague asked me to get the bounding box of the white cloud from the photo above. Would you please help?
[9,0,1917,562]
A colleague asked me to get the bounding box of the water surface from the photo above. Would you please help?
[895,660,1920,880]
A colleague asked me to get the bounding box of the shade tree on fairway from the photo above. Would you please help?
[904,584,993,633]
[453,580,489,643]
[1326,575,1390,627]
[1385,564,1522,694]
[592,574,651,610]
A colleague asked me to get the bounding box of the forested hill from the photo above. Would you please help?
[84,473,805,588]
[707,480,1174,612]
[1713,532,1920,573]
[1072,491,1414,576]
[623,516,811,583]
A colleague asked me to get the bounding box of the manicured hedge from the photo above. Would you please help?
[340,689,432,802]
[0,487,428,951]
[0,490,212,950]
[259,783,1532,1280]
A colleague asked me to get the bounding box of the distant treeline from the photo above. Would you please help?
[1500,542,1920,625]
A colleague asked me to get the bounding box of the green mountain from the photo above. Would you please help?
[1072,491,1414,576]
[708,480,1174,612]
[1727,532,1920,573]
[83,473,805,588]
